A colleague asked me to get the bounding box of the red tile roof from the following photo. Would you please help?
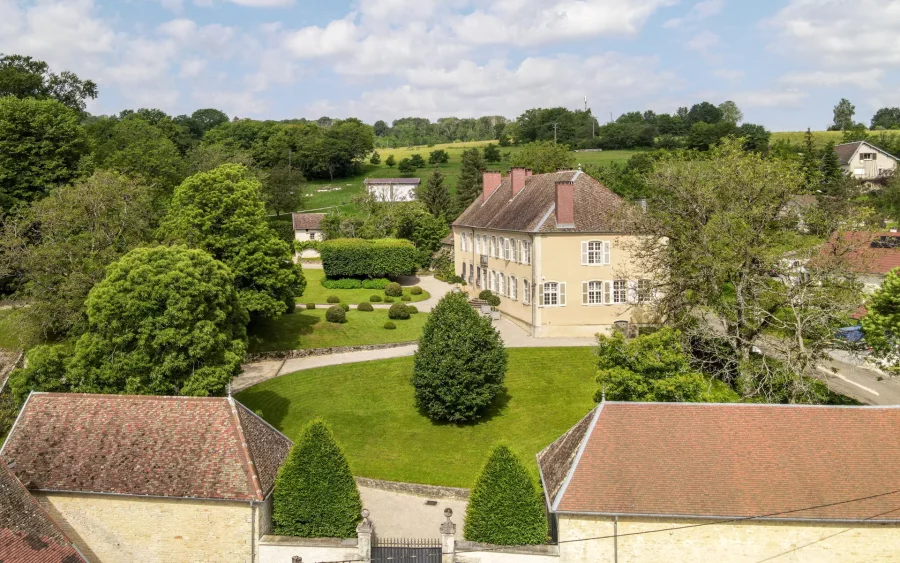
[821,231,900,275]
[453,170,630,233]
[1,394,292,502]
[539,403,900,521]
[0,460,87,562]
[292,212,325,230]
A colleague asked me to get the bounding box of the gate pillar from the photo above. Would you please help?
[357,508,374,561]
[440,508,456,563]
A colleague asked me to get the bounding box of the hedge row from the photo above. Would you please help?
[320,238,418,278]
[321,277,390,290]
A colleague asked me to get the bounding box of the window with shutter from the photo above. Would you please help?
[510,276,517,300]
[560,282,566,306]
[583,281,603,305]
[538,283,545,306]
[584,241,605,265]
[498,273,505,296]
[581,241,588,265]
[603,281,611,304]
[604,241,611,265]
[613,280,627,304]
[524,279,531,305]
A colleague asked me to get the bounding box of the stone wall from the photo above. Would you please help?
[246,342,416,363]
[36,492,255,563]
[355,477,470,501]
[558,514,900,563]
[455,541,559,563]
[258,535,361,563]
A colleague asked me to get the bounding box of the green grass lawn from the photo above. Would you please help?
[303,141,639,211]
[0,309,23,350]
[247,308,428,353]
[236,347,599,487]
[770,130,900,148]
[300,269,430,304]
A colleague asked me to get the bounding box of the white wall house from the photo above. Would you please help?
[365,178,421,202]
[293,212,326,258]
[835,141,898,182]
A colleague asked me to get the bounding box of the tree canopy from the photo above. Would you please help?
[162,164,305,318]
[861,268,900,375]
[0,54,98,112]
[508,140,575,173]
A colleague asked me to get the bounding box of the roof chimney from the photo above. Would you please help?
[510,167,527,197]
[482,171,502,202]
[555,180,575,228]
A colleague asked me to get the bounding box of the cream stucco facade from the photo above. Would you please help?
[557,514,900,563]
[36,492,272,563]
[453,227,649,337]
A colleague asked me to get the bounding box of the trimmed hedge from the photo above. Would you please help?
[322,278,362,289]
[384,282,403,297]
[407,306,419,314]
[410,286,423,295]
[388,303,411,320]
[463,445,548,545]
[412,292,507,422]
[357,302,374,312]
[272,420,362,538]
[325,305,346,323]
[362,278,390,290]
[320,238,418,278]
[327,295,341,304]
[383,321,396,330]
[306,303,316,310]
[370,295,383,302]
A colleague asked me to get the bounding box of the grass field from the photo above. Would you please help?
[303,142,639,211]
[301,269,430,305]
[247,308,428,353]
[235,347,599,487]
[0,310,23,350]
[770,130,900,148]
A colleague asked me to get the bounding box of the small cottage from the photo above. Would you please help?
[364,178,420,202]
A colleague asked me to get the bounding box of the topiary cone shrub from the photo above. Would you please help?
[389,302,410,320]
[412,292,507,422]
[384,282,403,297]
[272,419,362,538]
[463,445,548,545]
[325,305,346,323]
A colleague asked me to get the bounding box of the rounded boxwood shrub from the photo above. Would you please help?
[272,419,362,538]
[479,290,501,307]
[357,302,374,312]
[384,282,403,297]
[340,303,350,311]
[400,295,412,302]
[306,303,316,310]
[384,296,395,303]
[325,305,346,323]
[478,290,494,300]
[463,445,548,545]
[326,295,340,304]
[388,302,410,320]
[407,305,418,314]
[383,321,396,330]
[369,295,382,302]
[412,292,507,422]
[410,286,423,295]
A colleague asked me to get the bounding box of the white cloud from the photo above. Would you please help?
[685,30,721,62]
[664,0,724,28]
[730,89,808,109]
[179,58,207,78]
[713,68,744,84]
[284,19,360,59]
[779,69,885,89]
[229,0,294,5]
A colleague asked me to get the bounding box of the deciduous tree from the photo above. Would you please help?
[397,157,416,176]
[718,100,743,125]
[482,143,501,163]
[369,150,381,165]
[162,164,305,318]
[508,140,575,173]
[861,268,900,375]
[385,154,396,167]
[0,54,98,112]
[409,153,426,168]
[427,149,449,165]
[833,98,856,131]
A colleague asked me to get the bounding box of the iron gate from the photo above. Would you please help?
[371,537,442,563]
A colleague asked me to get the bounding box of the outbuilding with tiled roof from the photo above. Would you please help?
[2,393,292,563]
[538,402,900,562]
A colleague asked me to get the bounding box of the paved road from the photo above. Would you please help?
[813,350,900,405]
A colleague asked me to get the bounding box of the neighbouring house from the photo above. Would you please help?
[452,167,648,337]
[1,459,88,562]
[538,402,900,563]
[292,212,326,258]
[834,141,898,183]
[364,178,420,202]
[821,230,900,292]
[1,393,292,563]
[440,233,454,252]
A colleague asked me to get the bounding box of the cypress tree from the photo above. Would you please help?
[454,148,486,212]
[821,141,843,185]
[419,169,452,218]
[272,419,362,538]
[463,445,548,545]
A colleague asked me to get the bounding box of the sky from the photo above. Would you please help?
[1,0,898,131]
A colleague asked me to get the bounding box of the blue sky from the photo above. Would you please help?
[1,0,897,131]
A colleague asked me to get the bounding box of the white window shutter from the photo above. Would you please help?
[604,281,611,305]
[560,282,567,306]
[538,284,544,307]
[582,282,588,305]
[603,241,611,265]
[581,241,588,265]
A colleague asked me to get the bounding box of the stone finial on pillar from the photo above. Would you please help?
[440,508,456,563]
[357,508,374,561]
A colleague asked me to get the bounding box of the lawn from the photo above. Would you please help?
[247,308,428,353]
[300,269,430,304]
[236,347,599,487]
[770,130,900,148]
[0,309,23,350]
[303,141,639,212]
